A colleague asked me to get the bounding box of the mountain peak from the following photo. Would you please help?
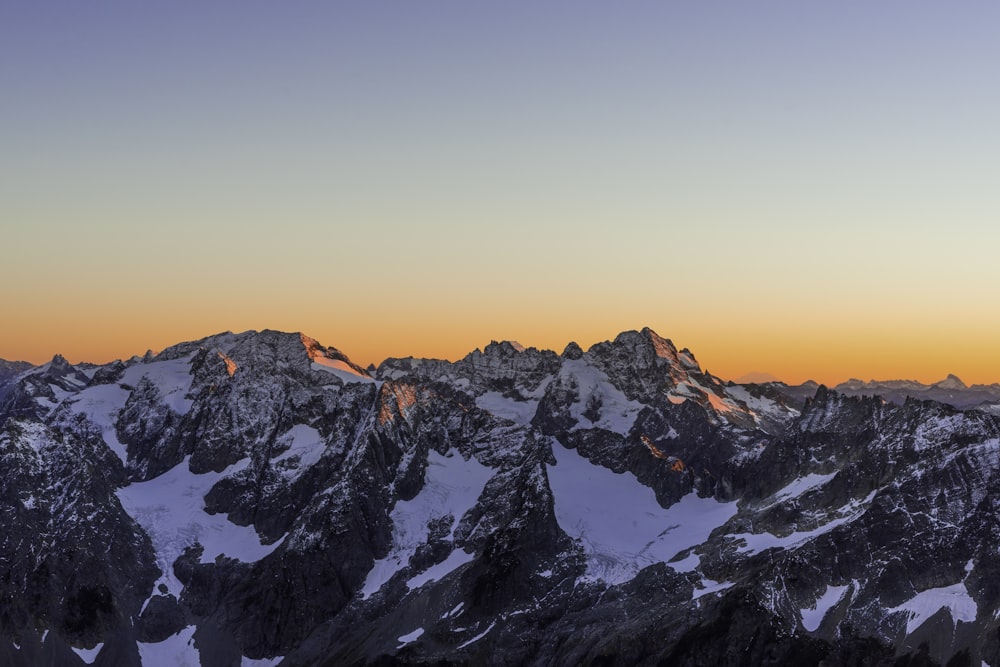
[933,374,967,390]
[49,353,70,369]
[299,333,370,379]
[8,325,1000,665]
[561,341,584,360]
[639,327,680,360]
[604,328,681,366]
[482,340,527,356]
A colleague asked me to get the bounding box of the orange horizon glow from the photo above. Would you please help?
[4,318,999,389]
[5,5,1000,391]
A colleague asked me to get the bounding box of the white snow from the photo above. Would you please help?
[397,628,424,648]
[773,472,838,503]
[312,357,374,384]
[57,357,197,463]
[725,385,766,409]
[442,602,464,619]
[912,414,967,451]
[668,552,701,573]
[49,384,73,403]
[692,578,734,599]
[121,356,197,415]
[71,643,103,664]
[271,424,326,473]
[726,385,799,421]
[13,420,48,454]
[138,626,199,667]
[457,622,496,649]
[732,516,846,555]
[677,351,699,370]
[891,581,978,634]
[546,442,738,585]
[730,491,875,556]
[560,359,646,435]
[361,450,494,599]
[65,383,131,462]
[801,584,850,631]
[117,457,282,597]
[685,378,743,415]
[407,548,475,590]
[475,392,538,426]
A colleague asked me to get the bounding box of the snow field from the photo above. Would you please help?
[397,628,424,648]
[891,581,978,634]
[312,357,375,384]
[560,359,645,435]
[120,356,197,416]
[361,450,494,599]
[729,491,876,556]
[546,442,738,585]
[116,457,283,598]
[801,584,850,632]
[475,392,538,426]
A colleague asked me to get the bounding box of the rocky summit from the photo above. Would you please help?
[2,328,1000,666]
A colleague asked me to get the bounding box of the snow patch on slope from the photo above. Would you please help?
[117,457,282,597]
[727,384,800,422]
[362,450,494,599]
[891,582,978,634]
[561,359,645,435]
[457,622,496,649]
[65,384,131,462]
[138,626,199,667]
[71,643,103,664]
[407,549,475,590]
[475,392,538,425]
[547,442,738,585]
[692,578,734,599]
[801,584,850,631]
[57,356,197,463]
[397,628,424,648]
[730,491,876,556]
[773,472,838,503]
[312,357,375,384]
[121,355,196,415]
[271,424,326,477]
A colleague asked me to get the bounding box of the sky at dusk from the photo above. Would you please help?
[3,2,999,385]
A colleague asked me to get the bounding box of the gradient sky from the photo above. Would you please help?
[3,2,999,385]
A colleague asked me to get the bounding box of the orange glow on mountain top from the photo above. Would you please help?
[3,310,999,389]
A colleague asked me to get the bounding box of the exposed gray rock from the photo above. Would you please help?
[3,327,1000,666]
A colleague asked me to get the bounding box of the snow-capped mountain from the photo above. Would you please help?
[2,328,999,666]
[832,374,1000,413]
[0,359,33,385]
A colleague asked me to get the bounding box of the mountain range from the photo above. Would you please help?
[832,376,1000,414]
[2,327,999,666]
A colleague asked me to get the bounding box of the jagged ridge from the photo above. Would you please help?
[0,328,998,666]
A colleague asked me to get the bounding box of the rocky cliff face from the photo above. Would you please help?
[1,330,999,666]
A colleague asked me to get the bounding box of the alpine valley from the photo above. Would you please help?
[2,328,1000,667]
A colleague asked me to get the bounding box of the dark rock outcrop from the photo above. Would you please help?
[2,328,999,666]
